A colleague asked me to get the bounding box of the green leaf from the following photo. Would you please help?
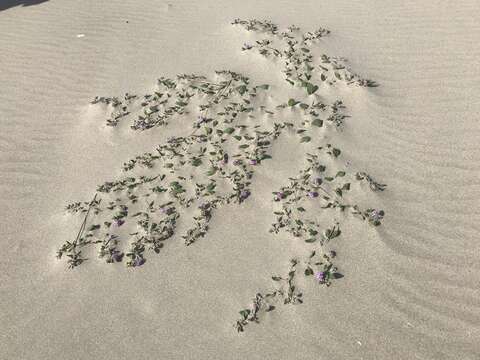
[88,224,100,231]
[300,136,311,143]
[206,183,216,193]
[206,168,217,176]
[171,186,185,194]
[336,171,346,177]
[224,127,235,134]
[332,148,341,157]
[312,118,323,127]
[306,82,319,95]
[304,267,314,275]
[288,98,299,107]
[305,238,316,243]
[236,85,248,95]
[191,158,202,167]
[239,309,251,318]
[325,226,341,240]
[272,276,282,281]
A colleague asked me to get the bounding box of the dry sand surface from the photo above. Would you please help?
[1,1,479,359]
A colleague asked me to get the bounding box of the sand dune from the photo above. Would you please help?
[1,1,479,359]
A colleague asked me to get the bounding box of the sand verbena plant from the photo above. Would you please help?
[58,19,386,332]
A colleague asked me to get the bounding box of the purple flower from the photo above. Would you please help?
[111,251,124,262]
[199,203,210,210]
[240,190,250,200]
[115,219,125,227]
[196,116,207,127]
[249,159,258,166]
[133,257,145,267]
[218,155,229,167]
[314,177,322,185]
[315,271,326,282]
[233,159,242,166]
[274,192,286,201]
[369,209,385,222]
[161,207,174,215]
[307,191,319,198]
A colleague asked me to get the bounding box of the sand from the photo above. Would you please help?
[1,1,479,359]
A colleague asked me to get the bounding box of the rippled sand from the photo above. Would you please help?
[1,1,479,359]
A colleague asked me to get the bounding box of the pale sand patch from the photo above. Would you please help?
[1,1,479,359]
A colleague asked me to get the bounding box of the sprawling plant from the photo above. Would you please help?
[58,20,386,332]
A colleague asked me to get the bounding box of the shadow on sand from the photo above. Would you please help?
[0,0,49,12]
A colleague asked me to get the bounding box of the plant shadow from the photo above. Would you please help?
[0,0,49,12]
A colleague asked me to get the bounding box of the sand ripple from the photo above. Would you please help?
[1,1,479,359]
